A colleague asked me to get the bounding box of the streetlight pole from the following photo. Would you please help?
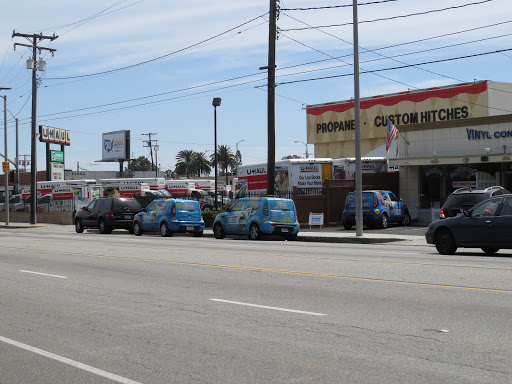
[4,108,19,194]
[212,97,222,210]
[154,145,159,177]
[235,139,244,175]
[1,89,11,224]
[294,140,309,159]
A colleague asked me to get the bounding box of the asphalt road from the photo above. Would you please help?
[1,227,511,383]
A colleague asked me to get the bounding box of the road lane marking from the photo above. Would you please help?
[19,270,67,279]
[0,335,142,384]
[210,299,327,316]
[2,245,512,293]
[29,240,512,271]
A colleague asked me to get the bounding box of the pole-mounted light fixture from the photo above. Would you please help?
[212,97,221,209]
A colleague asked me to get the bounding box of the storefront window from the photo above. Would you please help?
[420,163,501,208]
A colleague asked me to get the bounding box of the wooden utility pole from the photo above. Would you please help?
[142,133,157,170]
[12,31,57,224]
[266,0,278,196]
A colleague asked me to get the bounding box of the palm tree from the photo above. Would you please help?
[211,145,237,186]
[175,149,195,177]
[191,151,212,177]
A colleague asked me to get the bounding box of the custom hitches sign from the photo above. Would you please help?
[101,130,130,161]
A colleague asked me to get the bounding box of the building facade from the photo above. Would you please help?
[306,80,512,213]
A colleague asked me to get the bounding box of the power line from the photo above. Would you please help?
[276,48,512,87]
[45,13,269,80]
[281,0,397,11]
[281,0,493,31]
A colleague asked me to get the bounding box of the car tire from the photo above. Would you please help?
[213,223,225,239]
[193,231,203,237]
[343,222,352,230]
[401,212,411,226]
[133,221,143,236]
[379,214,388,229]
[248,223,262,240]
[481,247,499,255]
[435,229,457,255]
[98,218,112,234]
[160,222,171,237]
[75,219,84,233]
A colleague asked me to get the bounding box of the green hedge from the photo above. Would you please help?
[203,209,223,227]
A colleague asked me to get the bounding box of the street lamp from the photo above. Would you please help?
[212,97,222,210]
[154,145,159,177]
[295,140,309,158]
[235,139,244,175]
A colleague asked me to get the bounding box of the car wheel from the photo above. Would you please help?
[133,221,143,236]
[213,223,225,239]
[435,229,457,255]
[401,212,411,226]
[160,222,171,237]
[379,214,388,229]
[193,231,203,237]
[481,247,499,255]
[98,218,112,234]
[285,233,298,241]
[75,219,84,233]
[343,222,352,230]
[248,223,262,240]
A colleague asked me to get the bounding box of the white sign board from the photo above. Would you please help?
[308,212,324,227]
[292,163,323,188]
[102,130,129,161]
[51,163,65,181]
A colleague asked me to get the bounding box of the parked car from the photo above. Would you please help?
[132,198,204,237]
[439,186,509,219]
[212,197,300,240]
[426,194,512,255]
[74,197,142,234]
[342,190,411,229]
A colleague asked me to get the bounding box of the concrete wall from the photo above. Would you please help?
[0,211,73,224]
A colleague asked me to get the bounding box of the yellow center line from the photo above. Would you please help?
[31,239,512,271]
[1,245,511,293]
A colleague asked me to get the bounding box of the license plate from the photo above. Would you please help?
[186,226,194,231]
[124,215,132,220]
[281,228,289,233]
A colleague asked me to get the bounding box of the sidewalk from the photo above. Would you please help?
[0,222,427,245]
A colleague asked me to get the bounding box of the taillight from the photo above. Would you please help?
[108,210,114,217]
[171,205,176,216]
[373,194,378,208]
[263,203,268,216]
[440,208,445,219]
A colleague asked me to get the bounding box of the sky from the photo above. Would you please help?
[1,0,512,174]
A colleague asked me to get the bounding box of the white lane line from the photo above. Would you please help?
[210,299,327,316]
[19,270,68,279]
[0,335,142,384]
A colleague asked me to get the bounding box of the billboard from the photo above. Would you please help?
[102,130,130,161]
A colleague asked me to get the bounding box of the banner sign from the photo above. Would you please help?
[102,130,130,161]
[50,150,64,163]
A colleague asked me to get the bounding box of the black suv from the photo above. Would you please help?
[440,186,510,219]
[74,197,142,234]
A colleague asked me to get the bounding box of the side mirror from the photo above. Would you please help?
[81,207,88,211]
[464,210,471,217]
[142,207,147,212]
[225,207,231,212]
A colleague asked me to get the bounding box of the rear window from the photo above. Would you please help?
[346,192,375,205]
[443,193,484,208]
[269,199,295,211]
[114,198,141,211]
[177,200,200,212]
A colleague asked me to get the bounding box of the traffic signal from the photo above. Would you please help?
[9,170,15,182]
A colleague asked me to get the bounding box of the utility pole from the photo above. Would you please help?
[261,0,278,196]
[1,88,11,224]
[353,1,363,237]
[142,133,157,171]
[13,31,58,225]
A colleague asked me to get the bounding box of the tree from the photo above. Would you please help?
[175,149,195,177]
[126,156,152,171]
[210,145,237,186]
[191,151,212,177]
[282,154,303,160]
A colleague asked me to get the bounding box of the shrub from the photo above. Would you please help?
[202,209,223,227]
